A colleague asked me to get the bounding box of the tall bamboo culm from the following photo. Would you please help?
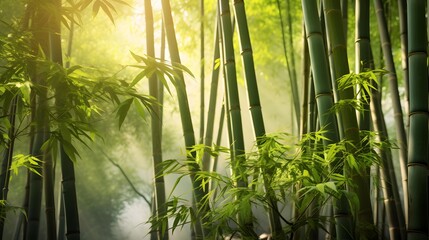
[145,0,168,239]
[407,0,428,239]
[0,96,18,239]
[201,20,220,173]
[370,83,403,240]
[232,0,284,238]
[323,1,375,236]
[301,1,353,238]
[160,0,210,238]
[373,1,408,222]
[218,0,254,237]
[26,1,53,238]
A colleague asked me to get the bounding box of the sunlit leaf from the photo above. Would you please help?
[99,1,115,24]
[316,183,325,194]
[92,0,101,17]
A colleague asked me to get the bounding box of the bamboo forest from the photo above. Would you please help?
[0,0,428,239]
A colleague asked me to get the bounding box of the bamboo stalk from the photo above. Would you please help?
[145,0,168,239]
[201,19,221,173]
[373,2,408,225]
[160,0,211,237]
[301,1,353,238]
[407,1,428,239]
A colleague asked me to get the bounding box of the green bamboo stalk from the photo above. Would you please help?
[56,28,80,240]
[45,3,65,236]
[160,1,210,238]
[26,105,47,240]
[24,2,52,238]
[218,1,255,237]
[323,1,375,236]
[373,0,408,220]
[341,0,348,38]
[397,0,409,226]
[57,187,65,240]
[370,83,402,240]
[308,74,317,134]
[397,0,409,132]
[59,147,80,240]
[201,19,220,173]
[151,193,157,240]
[233,1,285,237]
[15,171,30,240]
[209,102,226,201]
[233,0,266,140]
[407,1,428,239]
[0,96,18,239]
[212,103,225,175]
[145,0,168,239]
[276,0,300,130]
[286,0,299,134]
[199,0,205,145]
[44,151,56,240]
[301,1,353,239]
[319,1,344,141]
[300,23,310,138]
[355,0,372,130]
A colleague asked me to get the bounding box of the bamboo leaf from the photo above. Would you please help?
[78,0,92,10]
[316,183,325,194]
[133,98,147,119]
[101,0,117,13]
[99,1,115,24]
[116,98,133,129]
[325,181,337,192]
[129,51,144,63]
[92,0,101,17]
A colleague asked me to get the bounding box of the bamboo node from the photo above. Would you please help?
[224,58,235,64]
[407,162,428,167]
[408,111,429,117]
[315,92,333,98]
[241,48,253,55]
[408,51,427,57]
[305,31,323,39]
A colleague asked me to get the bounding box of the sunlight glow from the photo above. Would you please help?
[132,0,162,15]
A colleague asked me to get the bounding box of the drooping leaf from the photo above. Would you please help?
[116,98,133,129]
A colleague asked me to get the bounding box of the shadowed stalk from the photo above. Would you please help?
[0,96,18,239]
[57,188,65,240]
[25,1,53,235]
[341,0,348,38]
[396,0,409,226]
[407,1,428,239]
[370,82,402,240]
[373,1,408,222]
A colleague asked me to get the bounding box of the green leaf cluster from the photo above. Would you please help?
[150,128,391,238]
